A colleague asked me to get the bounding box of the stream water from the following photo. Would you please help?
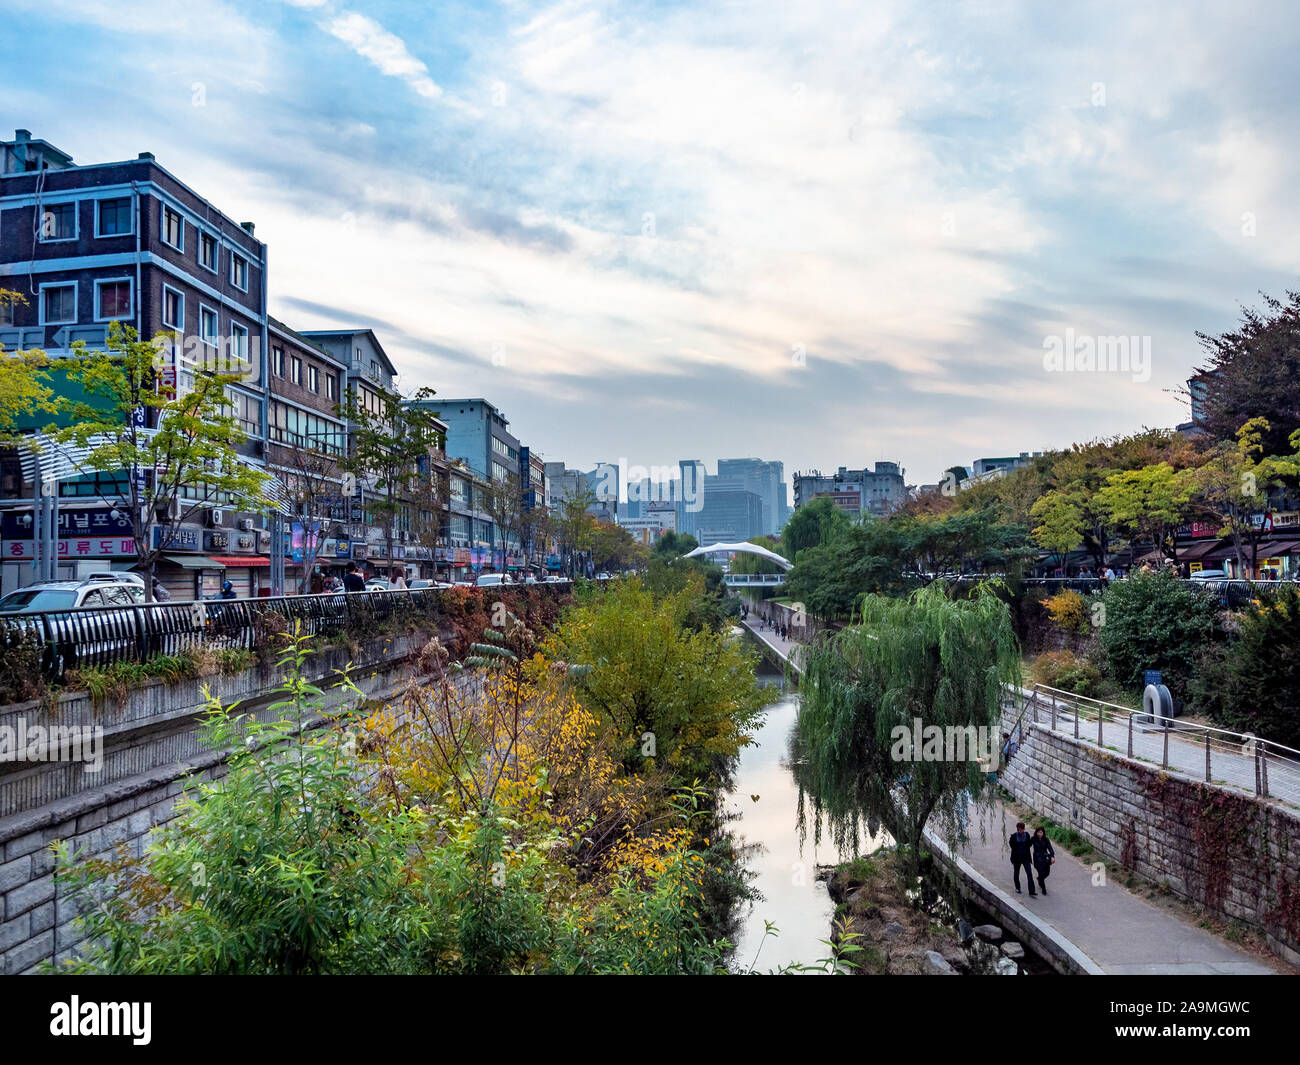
[723,662,886,972]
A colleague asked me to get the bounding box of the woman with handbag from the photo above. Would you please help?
[1031,826,1055,896]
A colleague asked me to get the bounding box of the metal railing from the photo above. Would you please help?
[0,583,572,682]
[1018,683,1300,809]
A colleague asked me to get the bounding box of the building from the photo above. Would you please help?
[792,462,906,518]
[266,318,349,591]
[692,475,764,546]
[0,129,275,597]
[302,328,440,578]
[415,398,519,484]
[716,457,789,535]
[971,452,1043,477]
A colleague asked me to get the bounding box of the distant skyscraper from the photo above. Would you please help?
[677,459,705,539]
[717,458,788,536]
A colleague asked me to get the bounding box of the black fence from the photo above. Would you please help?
[962,575,1298,608]
[0,583,573,682]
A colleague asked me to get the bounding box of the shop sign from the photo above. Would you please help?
[2,507,133,539]
[5,537,136,559]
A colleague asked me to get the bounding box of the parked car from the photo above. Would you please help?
[364,578,391,591]
[1188,569,1229,581]
[475,573,512,587]
[0,573,146,614]
[408,579,433,589]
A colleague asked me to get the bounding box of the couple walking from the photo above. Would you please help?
[1008,821,1055,897]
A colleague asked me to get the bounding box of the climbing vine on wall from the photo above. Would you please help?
[1139,768,1262,913]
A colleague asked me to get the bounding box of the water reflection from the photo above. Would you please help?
[725,666,886,972]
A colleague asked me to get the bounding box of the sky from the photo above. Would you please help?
[4,0,1299,488]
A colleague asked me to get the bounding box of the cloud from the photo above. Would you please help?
[324,11,443,99]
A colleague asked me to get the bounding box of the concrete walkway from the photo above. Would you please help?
[1017,696,1300,811]
[958,799,1274,974]
[737,616,1278,975]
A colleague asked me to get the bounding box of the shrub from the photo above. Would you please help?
[1030,650,1104,698]
[1097,570,1220,697]
[0,627,47,704]
[1190,586,1300,748]
[1043,589,1089,635]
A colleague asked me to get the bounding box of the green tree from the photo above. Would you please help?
[548,576,772,780]
[54,323,270,598]
[1190,586,1300,748]
[650,530,699,558]
[1097,569,1220,694]
[340,386,445,572]
[1194,418,1295,578]
[1029,489,1085,569]
[782,496,849,559]
[795,582,1020,869]
[1096,462,1196,565]
[0,289,59,446]
[1193,289,1300,456]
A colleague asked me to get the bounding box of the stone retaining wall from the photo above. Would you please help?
[999,714,1300,967]
[0,631,442,974]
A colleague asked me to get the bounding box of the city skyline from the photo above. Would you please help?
[4,2,1298,482]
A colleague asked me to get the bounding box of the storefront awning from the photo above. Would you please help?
[163,554,225,570]
[210,555,270,567]
[1180,540,1226,562]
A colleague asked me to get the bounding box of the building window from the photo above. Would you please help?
[369,359,380,382]
[39,202,77,242]
[40,283,77,325]
[272,346,284,377]
[161,205,184,250]
[200,305,218,347]
[291,357,302,385]
[308,366,319,393]
[199,232,218,272]
[230,323,248,362]
[95,279,132,321]
[162,285,184,330]
[230,253,248,291]
[325,372,338,401]
[96,198,132,237]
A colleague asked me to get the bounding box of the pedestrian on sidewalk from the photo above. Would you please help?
[1031,826,1055,896]
[1009,821,1036,897]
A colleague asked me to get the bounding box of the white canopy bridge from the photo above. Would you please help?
[681,541,792,586]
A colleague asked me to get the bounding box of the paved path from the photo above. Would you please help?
[1016,696,1300,811]
[738,616,1279,974]
[958,799,1274,974]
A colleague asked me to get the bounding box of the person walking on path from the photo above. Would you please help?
[1031,826,1055,896]
[1009,821,1036,897]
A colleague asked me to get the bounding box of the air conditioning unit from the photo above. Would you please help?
[238,518,254,532]
[208,508,225,527]
[159,498,182,522]
[257,529,271,549]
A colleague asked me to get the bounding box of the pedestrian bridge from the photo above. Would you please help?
[682,541,791,586]
[722,572,787,586]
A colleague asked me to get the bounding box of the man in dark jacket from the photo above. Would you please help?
[342,563,365,592]
[1009,821,1036,897]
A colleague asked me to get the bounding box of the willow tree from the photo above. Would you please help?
[795,582,1020,869]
